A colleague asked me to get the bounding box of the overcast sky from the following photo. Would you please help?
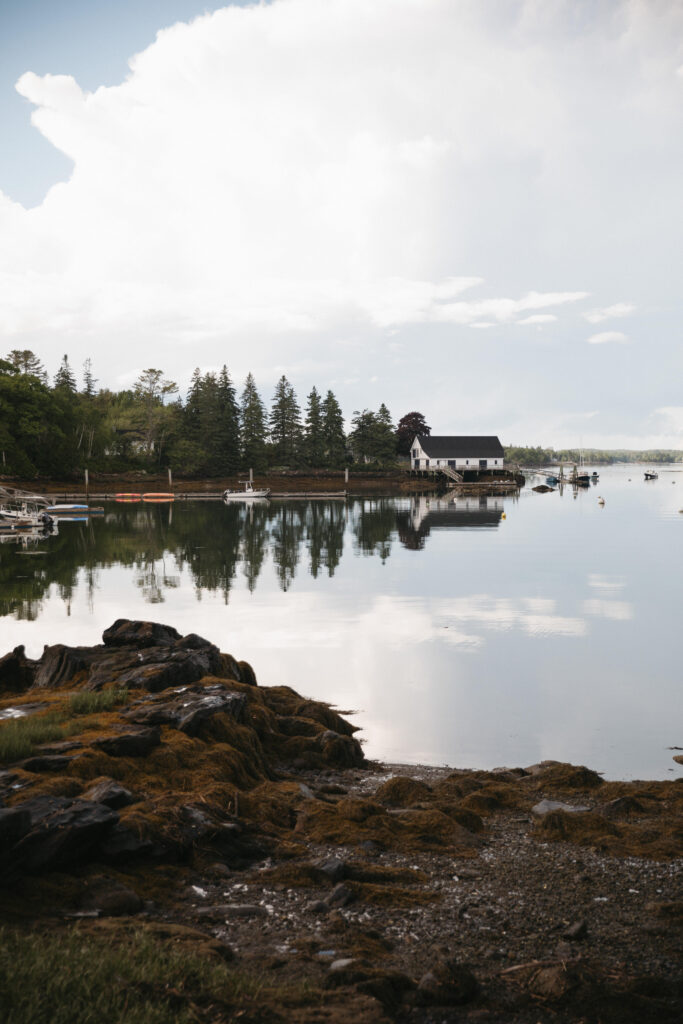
[1,0,681,448]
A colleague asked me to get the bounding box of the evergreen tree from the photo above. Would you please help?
[348,409,377,462]
[303,386,324,466]
[321,390,346,466]
[374,403,396,464]
[240,372,267,471]
[7,349,47,383]
[54,354,77,393]
[82,358,98,397]
[216,365,240,472]
[269,374,301,465]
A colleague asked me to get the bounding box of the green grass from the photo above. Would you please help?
[0,711,68,763]
[0,689,128,763]
[0,927,315,1024]
[67,688,129,716]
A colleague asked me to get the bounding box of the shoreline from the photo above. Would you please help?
[1,620,681,1022]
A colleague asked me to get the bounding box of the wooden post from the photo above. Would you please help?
[168,467,173,490]
[344,467,349,484]
[85,468,89,499]
[249,467,253,485]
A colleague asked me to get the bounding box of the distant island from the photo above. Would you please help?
[504,446,683,467]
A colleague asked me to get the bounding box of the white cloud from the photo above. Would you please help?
[583,303,636,324]
[587,331,629,345]
[516,314,557,325]
[0,0,680,440]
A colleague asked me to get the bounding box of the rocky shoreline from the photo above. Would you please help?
[0,622,681,1022]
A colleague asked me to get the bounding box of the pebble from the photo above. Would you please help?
[531,800,590,816]
[329,958,355,972]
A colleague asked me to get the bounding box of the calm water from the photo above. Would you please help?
[1,466,681,779]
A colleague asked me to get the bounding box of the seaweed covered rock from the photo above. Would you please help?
[0,621,366,878]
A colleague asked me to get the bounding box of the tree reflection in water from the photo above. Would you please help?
[0,497,500,620]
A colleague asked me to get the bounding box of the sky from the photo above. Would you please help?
[0,0,681,449]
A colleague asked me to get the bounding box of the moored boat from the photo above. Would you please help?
[644,471,658,480]
[223,482,270,501]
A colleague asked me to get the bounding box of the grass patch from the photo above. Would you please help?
[67,689,129,716]
[0,711,68,763]
[0,925,319,1024]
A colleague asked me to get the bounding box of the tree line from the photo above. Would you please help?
[0,350,431,478]
[504,445,683,467]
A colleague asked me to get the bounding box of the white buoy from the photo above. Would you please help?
[598,496,605,505]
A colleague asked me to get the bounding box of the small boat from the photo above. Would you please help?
[46,504,89,514]
[223,482,271,501]
[115,493,141,502]
[142,492,175,502]
[644,471,658,480]
[545,475,559,486]
[0,486,55,532]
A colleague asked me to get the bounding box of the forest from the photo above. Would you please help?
[1,350,679,480]
[0,351,428,479]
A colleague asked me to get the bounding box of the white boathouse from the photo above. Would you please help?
[410,435,505,472]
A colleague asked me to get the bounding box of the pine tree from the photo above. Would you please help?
[82,358,98,397]
[240,372,267,471]
[374,403,396,464]
[7,349,47,382]
[303,386,324,466]
[269,375,301,465]
[321,390,346,466]
[54,354,77,393]
[348,409,377,462]
[216,365,240,472]
[185,368,203,440]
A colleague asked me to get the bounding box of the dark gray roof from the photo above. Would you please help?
[414,435,504,458]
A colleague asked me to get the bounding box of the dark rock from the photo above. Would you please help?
[33,645,92,689]
[8,798,118,871]
[93,726,161,757]
[98,824,157,862]
[178,632,213,650]
[19,755,74,773]
[102,620,181,648]
[0,806,31,845]
[599,796,645,819]
[317,856,348,882]
[0,646,37,694]
[83,877,143,916]
[528,963,576,1000]
[34,740,81,754]
[326,882,355,908]
[563,919,588,940]
[416,960,479,1006]
[82,779,136,809]
[125,687,246,734]
[237,660,257,686]
[306,900,329,915]
[176,692,246,735]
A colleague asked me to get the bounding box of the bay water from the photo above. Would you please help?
[1,465,681,779]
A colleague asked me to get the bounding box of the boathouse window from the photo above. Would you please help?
[412,448,418,458]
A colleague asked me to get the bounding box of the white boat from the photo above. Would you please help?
[223,482,271,501]
[0,486,55,532]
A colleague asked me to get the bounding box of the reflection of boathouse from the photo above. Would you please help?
[399,495,504,549]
